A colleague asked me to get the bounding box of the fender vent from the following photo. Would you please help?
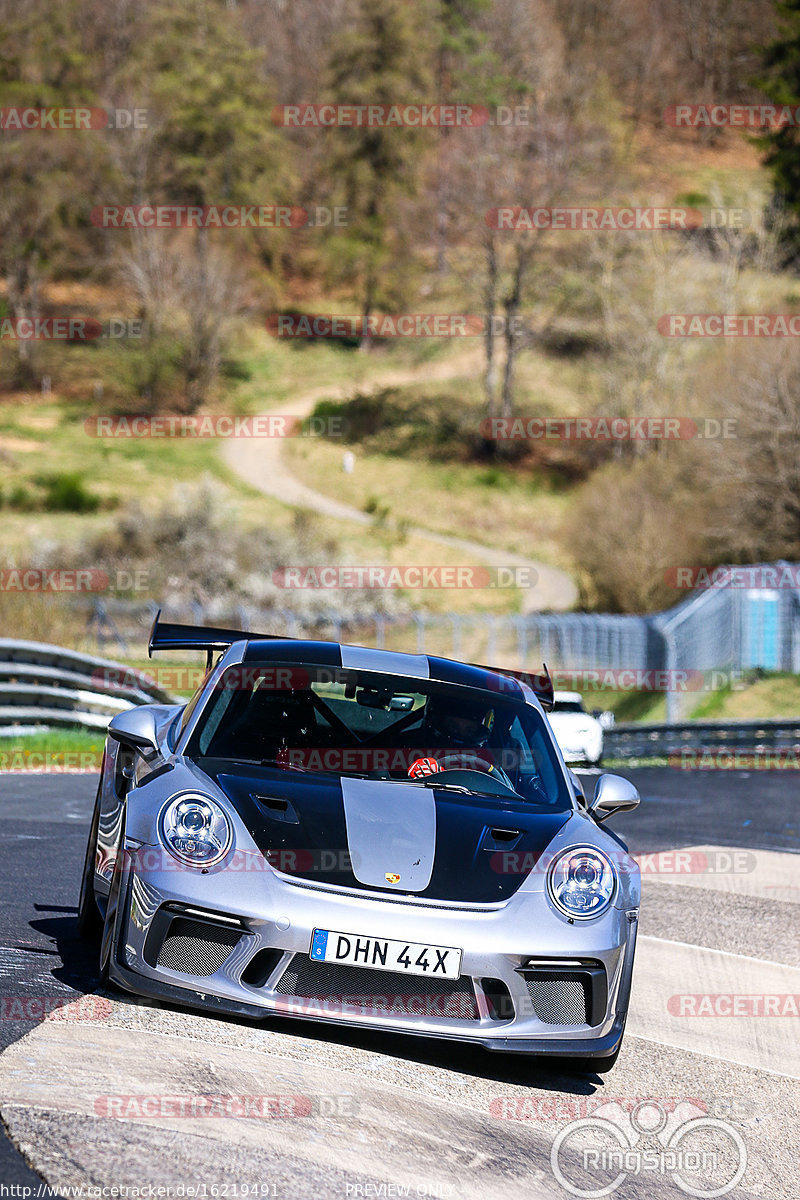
[523,975,588,1024]
[155,917,240,976]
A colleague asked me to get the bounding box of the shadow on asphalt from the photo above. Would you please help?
[35,912,609,1100]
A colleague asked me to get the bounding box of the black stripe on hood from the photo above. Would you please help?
[209,764,570,903]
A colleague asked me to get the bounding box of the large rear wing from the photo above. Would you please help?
[148,610,281,669]
[472,661,554,710]
[147,610,554,707]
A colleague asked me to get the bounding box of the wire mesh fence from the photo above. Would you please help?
[83,562,800,723]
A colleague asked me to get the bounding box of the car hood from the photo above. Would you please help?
[208,764,570,904]
[548,713,597,732]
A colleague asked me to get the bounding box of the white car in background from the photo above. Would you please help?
[548,691,604,766]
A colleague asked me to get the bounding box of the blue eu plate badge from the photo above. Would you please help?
[311,929,329,960]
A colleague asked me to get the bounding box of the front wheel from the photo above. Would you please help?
[77,792,103,938]
[99,841,126,986]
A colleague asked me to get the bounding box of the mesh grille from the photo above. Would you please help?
[275,956,478,1019]
[156,918,240,976]
[524,974,588,1024]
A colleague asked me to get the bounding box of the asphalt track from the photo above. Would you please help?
[0,767,797,1198]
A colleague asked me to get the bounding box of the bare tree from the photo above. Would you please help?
[177,233,245,413]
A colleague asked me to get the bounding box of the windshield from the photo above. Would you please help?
[185,661,571,808]
[553,699,586,714]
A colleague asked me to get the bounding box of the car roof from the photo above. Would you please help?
[147,612,553,709]
[241,638,528,699]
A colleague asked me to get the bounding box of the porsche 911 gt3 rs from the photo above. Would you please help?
[78,614,640,1073]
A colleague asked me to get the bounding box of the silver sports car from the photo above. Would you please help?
[78,614,641,1074]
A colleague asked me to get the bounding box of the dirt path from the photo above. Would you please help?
[222,360,577,612]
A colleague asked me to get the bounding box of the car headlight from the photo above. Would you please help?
[547,847,615,919]
[158,794,233,867]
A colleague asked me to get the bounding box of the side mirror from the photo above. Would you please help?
[589,773,640,823]
[107,707,160,757]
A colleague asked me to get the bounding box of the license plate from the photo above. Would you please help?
[310,929,462,980]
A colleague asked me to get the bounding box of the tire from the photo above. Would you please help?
[77,790,103,939]
[99,838,126,987]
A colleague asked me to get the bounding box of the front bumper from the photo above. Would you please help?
[109,843,638,1057]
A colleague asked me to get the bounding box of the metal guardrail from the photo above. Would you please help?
[1,637,795,751]
[606,719,800,759]
[0,640,178,732]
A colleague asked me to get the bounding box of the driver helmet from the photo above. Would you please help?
[425,693,495,749]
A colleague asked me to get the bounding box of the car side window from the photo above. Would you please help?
[507,716,535,769]
[177,677,209,737]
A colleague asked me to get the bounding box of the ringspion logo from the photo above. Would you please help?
[550,1100,746,1198]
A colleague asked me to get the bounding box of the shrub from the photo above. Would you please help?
[36,471,101,513]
